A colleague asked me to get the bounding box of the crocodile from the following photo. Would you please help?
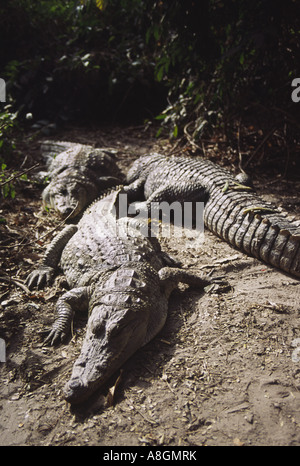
[41,141,123,219]
[124,153,300,278]
[26,188,216,404]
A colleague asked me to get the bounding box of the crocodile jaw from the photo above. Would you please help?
[63,306,148,404]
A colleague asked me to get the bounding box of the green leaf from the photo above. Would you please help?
[145,28,151,44]
[96,0,107,11]
[156,127,163,138]
[2,183,10,198]
[153,25,160,41]
[155,113,167,120]
[156,66,164,82]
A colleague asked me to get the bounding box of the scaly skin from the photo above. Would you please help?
[125,153,300,278]
[41,141,123,218]
[26,189,215,404]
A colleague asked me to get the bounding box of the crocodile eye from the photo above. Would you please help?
[106,325,121,338]
[76,360,86,368]
[91,320,105,337]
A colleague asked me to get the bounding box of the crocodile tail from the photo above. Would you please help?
[204,191,300,278]
[243,214,300,277]
[41,140,80,162]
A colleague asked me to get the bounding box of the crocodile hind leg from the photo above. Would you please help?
[44,286,90,345]
[144,267,220,344]
[158,267,213,297]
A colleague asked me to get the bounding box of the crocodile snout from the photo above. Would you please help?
[63,377,87,404]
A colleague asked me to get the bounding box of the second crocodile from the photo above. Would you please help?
[41,140,123,219]
[125,153,300,278]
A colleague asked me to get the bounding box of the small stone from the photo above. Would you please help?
[245,413,254,424]
[1,298,18,307]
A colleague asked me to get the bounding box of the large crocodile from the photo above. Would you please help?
[26,188,216,404]
[124,153,300,278]
[41,141,123,219]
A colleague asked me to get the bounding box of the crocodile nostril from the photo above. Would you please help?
[62,207,73,216]
[63,377,86,403]
[76,360,86,368]
[68,378,84,389]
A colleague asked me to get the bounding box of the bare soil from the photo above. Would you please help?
[0,125,300,446]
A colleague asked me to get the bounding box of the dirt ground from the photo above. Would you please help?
[0,125,300,446]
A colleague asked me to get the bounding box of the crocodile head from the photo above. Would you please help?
[42,175,98,219]
[63,302,150,404]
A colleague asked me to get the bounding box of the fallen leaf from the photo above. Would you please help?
[106,369,123,407]
[233,437,244,446]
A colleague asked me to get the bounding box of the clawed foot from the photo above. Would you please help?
[43,326,68,346]
[26,266,55,290]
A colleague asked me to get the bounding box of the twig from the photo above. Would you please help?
[0,276,31,294]
[0,163,40,187]
[126,399,158,426]
[244,125,277,169]
[201,140,207,158]
[283,121,290,178]
[166,137,185,156]
[183,121,203,152]
[270,106,300,130]
[247,102,300,129]
[236,119,247,174]
[1,203,78,250]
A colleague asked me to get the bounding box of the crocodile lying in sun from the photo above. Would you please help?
[41,140,123,219]
[26,188,217,404]
[124,153,300,278]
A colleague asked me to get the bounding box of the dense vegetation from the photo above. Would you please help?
[0,0,299,171]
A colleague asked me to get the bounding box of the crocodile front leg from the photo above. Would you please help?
[144,267,217,345]
[26,224,77,289]
[44,286,90,345]
[158,267,212,297]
